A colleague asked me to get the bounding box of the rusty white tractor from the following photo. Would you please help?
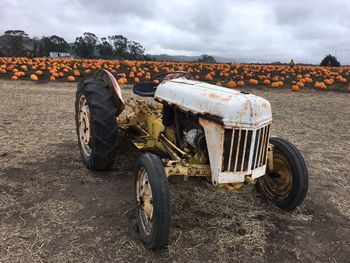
[75,70,308,248]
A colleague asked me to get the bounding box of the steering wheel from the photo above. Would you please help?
[152,71,193,83]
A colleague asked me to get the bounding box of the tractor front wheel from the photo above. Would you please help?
[256,137,309,210]
[134,153,171,248]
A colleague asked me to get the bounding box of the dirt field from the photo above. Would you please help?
[0,79,349,262]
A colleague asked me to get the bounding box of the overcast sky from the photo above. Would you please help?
[1,0,350,64]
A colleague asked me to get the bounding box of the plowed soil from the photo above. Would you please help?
[0,80,349,262]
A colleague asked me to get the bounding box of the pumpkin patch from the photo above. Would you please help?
[0,57,349,93]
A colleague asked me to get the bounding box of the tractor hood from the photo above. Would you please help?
[155,78,272,127]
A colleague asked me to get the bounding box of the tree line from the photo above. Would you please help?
[0,30,152,60]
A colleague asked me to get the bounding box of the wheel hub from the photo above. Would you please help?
[78,95,92,157]
[264,153,293,199]
[136,168,153,234]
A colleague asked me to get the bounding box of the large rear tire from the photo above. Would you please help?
[75,78,121,171]
[134,153,171,248]
[256,137,309,211]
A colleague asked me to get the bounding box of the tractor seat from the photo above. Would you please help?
[133,82,157,97]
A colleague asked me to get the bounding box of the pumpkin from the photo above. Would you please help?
[227,80,236,89]
[305,77,313,83]
[315,82,326,89]
[118,77,127,85]
[296,82,304,88]
[263,79,271,85]
[50,76,56,81]
[67,76,75,82]
[271,82,279,88]
[11,75,18,80]
[338,77,347,83]
[248,79,258,85]
[237,80,245,87]
[30,74,38,81]
[205,73,213,81]
[291,85,300,92]
[73,69,81,77]
[324,79,333,85]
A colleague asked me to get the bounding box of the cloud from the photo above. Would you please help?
[0,0,349,64]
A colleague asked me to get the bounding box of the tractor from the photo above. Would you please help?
[75,69,308,248]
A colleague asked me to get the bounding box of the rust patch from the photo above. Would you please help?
[206,92,231,102]
[243,101,250,111]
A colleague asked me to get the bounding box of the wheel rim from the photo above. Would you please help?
[263,152,293,200]
[78,95,92,158]
[136,167,153,235]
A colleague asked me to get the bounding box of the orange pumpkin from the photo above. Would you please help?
[30,74,38,81]
[118,77,127,85]
[237,80,245,87]
[248,79,258,85]
[291,85,300,92]
[263,79,271,85]
[338,77,347,83]
[205,73,213,81]
[271,82,279,88]
[227,80,236,89]
[73,69,81,77]
[296,82,304,88]
[67,76,75,82]
[315,82,326,89]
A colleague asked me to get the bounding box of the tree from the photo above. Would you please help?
[38,35,69,57]
[98,37,114,58]
[0,30,29,57]
[198,54,216,63]
[320,54,340,67]
[32,37,40,57]
[109,35,128,58]
[74,32,98,58]
[127,41,145,59]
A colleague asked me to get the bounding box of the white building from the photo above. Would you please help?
[49,52,71,58]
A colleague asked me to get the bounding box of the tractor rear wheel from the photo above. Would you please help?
[75,78,121,171]
[256,137,308,210]
[134,153,171,248]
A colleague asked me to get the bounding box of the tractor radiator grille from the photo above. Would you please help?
[222,125,270,172]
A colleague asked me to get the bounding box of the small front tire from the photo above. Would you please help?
[256,137,309,211]
[134,153,171,249]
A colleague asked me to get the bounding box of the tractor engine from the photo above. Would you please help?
[162,104,207,154]
[155,78,273,185]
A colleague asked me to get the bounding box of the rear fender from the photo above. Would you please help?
[94,69,125,116]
